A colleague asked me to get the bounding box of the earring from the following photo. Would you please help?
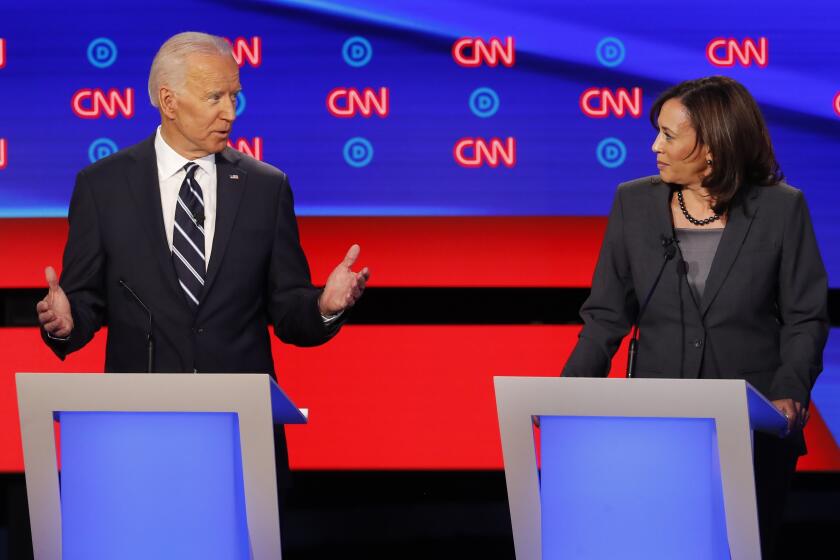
[706,159,712,165]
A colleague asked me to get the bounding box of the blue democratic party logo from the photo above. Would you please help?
[88,138,119,163]
[87,38,118,69]
[469,87,500,118]
[342,36,373,68]
[596,137,627,168]
[235,91,246,117]
[343,137,374,168]
[596,37,625,68]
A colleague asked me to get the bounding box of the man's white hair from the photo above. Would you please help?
[148,32,233,108]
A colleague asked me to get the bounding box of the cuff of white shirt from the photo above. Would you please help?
[320,310,344,324]
[45,330,71,342]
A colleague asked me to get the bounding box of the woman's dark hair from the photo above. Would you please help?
[649,76,783,214]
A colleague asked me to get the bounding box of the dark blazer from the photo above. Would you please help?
[44,134,340,374]
[563,176,828,406]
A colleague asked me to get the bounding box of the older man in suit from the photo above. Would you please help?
[37,31,368,373]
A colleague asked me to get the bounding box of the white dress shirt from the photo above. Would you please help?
[152,127,340,323]
[154,126,217,266]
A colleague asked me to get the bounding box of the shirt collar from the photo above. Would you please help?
[154,126,216,182]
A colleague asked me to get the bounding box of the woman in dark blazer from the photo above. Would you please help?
[562,76,828,558]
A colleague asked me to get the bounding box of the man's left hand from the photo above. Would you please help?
[318,244,370,316]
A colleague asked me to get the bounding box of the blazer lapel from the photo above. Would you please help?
[125,136,184,304]
[202,148,247,300]
[699,189,760,316]
[647,179,675,241]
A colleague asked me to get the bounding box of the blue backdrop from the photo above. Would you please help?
[1,0,839,282]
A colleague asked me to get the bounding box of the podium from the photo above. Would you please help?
[494,377,788,560]
[16,373,306,560]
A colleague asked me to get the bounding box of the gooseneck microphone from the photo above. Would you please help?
[119,279,154,373]
[626,235,677,378]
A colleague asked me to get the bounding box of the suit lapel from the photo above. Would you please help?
[125,136,184,305]
[202,148,247,301]
[647,179,675,241]
[699,190,759,316]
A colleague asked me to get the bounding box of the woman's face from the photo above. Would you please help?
[651,98,711,188]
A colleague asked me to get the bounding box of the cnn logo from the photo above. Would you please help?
[0,138,6,170]
[452,37,514,68]
[228,137,263,161]
[225,37,261,68]
[580,87,642,118]
[72,88,134,119]
[327,87,389,118]
[454,137,516,168]
[706,37,767,67]
[0,38,5,69]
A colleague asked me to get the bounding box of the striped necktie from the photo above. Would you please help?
[172,162,206,310]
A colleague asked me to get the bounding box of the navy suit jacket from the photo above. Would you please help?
[563,176,829,407]
[44,134,340,374]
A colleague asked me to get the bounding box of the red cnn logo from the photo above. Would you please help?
[834,92,840,117]
[580,87,642,118]
[452,37,515,68]
[706,37,768,67]
[326,87,389,118]
[72,88,134,119]
[228,137,263,161]
[0,139,6,170]
[226,37,261,68]
[454,137,516,168]
[0,38,6,69]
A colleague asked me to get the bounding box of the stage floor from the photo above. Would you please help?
[1,470,837,559]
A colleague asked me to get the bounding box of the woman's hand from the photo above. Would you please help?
[771,398,808,436]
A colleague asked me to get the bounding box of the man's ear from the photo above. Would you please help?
[158,87,177,120]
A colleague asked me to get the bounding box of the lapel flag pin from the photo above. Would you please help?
[229,174,239,180]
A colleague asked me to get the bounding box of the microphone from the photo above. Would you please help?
[193,209,205,227]
[626,235,677,378]
[119,279,154,373]
[662,235,677,260]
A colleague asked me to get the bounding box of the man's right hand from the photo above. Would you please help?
[36,266,74,338]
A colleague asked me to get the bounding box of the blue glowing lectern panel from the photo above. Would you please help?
[540,416,729,560]
[58,412,250,560]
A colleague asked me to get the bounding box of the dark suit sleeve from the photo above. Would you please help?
[563,186,639,377]
[267,173,342,346]
[41,170,107,358]
[768,190,829,404]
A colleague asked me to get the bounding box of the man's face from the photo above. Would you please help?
[166,53,241,158]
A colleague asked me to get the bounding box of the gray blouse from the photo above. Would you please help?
[674,228,724,301]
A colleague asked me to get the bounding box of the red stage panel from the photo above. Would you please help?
[796,405,840,471]
[0,326,601,471]
[2,327,837,472]
[0,329,106,472]
[0,219,68,289]
[279,325,612,469]
[297,217,605,287]
[0,217,605,288]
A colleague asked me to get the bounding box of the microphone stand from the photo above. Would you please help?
[119,280,154,373]
[626,236,676,378]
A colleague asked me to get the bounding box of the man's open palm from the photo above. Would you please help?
[318,245,369,316]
